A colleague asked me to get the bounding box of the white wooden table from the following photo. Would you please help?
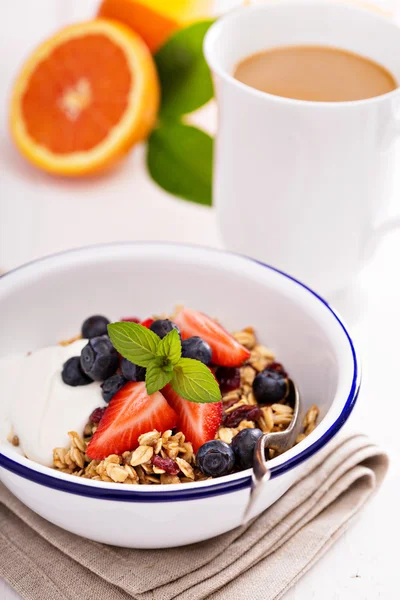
[1,1,399,598]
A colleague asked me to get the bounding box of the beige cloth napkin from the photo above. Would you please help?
[0,433,388,600]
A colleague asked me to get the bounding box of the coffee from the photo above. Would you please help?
[234,45,396,102]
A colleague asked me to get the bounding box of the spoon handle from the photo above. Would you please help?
[242,433,277,522]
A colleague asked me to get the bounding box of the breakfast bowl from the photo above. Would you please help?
[0,242,360,548]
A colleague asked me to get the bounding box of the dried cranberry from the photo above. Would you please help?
[222,405,262,428]
[266,362,288,377]
[152,455,180,475]
[89,407,106,423]
[121,316,140,323]
[216,367,241,394]
[223,397,242,411]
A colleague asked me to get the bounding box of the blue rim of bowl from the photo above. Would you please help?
[0,242,360,502]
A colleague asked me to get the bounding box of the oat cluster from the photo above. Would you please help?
[53,429,210,484]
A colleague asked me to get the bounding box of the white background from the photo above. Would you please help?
[1,1,399,599]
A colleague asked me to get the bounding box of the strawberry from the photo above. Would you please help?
[141,318,154,328]
[173,307,251,367]
[86,382,178,460]
[162,384,222,452]
[120,316,140,323]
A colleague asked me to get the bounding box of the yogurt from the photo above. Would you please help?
[2,340,105,466]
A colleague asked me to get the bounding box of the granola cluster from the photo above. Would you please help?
[52,325,319,484]
[53,429,210,484]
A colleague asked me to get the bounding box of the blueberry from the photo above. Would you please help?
[120,358,146,382]
[252,370,289,405]
[196,440,235,477]
[61,356,92,386]
[80,335,119,381]
[231,428,263,470]
[81,315,110,339]
[150,319,180,339]
[181,336,212,365]
[101,373,127,403]
[216,367,241,394]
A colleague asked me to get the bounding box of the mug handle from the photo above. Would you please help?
[364,213,400,261]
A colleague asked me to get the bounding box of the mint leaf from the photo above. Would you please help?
[155,20,215,119]
[147,123,213,205]
[157,328,181,365]
[145,362,173,395]
[107,322,160,368]
[171,358,221,403]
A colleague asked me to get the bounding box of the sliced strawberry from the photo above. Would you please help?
[141,318,154,328]
[121,316,140,323]
[86,382,178,460]
[173,307,251,367]
[162,384,222,452]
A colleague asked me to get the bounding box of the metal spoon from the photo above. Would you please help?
[242,379,302,522]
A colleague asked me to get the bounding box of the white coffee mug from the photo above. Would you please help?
[204,1,400,295]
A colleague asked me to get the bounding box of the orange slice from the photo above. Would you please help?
[98,0,214,53]
[10,19,160,176]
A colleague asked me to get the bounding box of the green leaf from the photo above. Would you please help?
[155,20,215,119]
[157,328,182,365]
[147,123,213,205]
[145,362,173,395]
[171,358,221,403]
[107,322,160,368]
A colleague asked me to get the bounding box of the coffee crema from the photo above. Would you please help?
[234,45,397,102]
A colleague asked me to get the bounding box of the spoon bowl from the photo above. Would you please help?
[243,379,302,521]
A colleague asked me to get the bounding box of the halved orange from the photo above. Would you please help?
[10,19,160,176]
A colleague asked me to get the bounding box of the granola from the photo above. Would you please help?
[53,429,204,484]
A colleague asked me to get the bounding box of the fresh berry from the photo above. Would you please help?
[162,384,222,452]
[222,405,262,428]
[173,307,251,367]
[121,316,140,323]
[101,373,127,403]
[152,455,180,475]
[181,336,212,365]
[120,358,146,382]
[81,315,110,339]
[141,318,154,328]
[231,428,263,470]
[86,382,178,460]
[89,407,106,424]
[253,370,289,405]
[196,440,235,477]
[61,357,92,386]
[150,319,180,339]
[80,335,119,381]
[216,367,241,393]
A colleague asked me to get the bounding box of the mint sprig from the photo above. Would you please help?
[107,321,160,367]
[108,322,221,404]
[145,361,173,395]
[172,358,221,404]
[157,328,182,365]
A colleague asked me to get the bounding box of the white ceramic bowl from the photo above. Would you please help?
[0,243,360,548]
